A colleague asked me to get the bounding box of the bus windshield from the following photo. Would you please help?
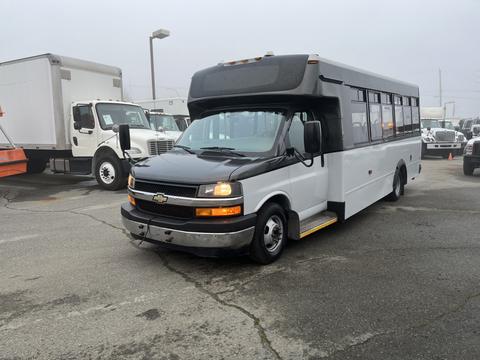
[96,103,150,130]
[177,110,284,154]
[149,114,180,132]
[421,119,440,129]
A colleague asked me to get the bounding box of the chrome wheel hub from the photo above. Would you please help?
[99,162,116,185]
[263,215,284,253]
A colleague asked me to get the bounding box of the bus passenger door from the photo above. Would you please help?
[286,112,328,220]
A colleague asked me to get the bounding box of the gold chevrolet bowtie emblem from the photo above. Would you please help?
[152,193,168,204]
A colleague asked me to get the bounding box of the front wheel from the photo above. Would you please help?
[463,160,474,176]
[94,155,127,190]
[249,203,287,265]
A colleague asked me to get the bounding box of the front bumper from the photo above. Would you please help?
[423,142,463,156]
[121,203,256,256]
[464,155,480,166]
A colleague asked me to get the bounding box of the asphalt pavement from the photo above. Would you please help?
[0,158,479,360]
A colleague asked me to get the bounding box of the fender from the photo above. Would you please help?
[91,146,122,175]
[253,191,301,241]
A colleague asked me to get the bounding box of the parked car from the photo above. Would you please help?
[463,137,480,175]
[461,118,480,140]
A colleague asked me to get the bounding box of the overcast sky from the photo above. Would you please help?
[2,0,480,117]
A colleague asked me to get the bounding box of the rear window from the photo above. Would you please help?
[190,55,308,98]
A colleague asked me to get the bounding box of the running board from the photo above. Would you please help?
[299,211,337,239]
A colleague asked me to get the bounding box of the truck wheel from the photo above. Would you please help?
[249,203,287,265]
[387,170,403,202]
[27,158,47,174]
[463,160,474,176]
[94,155,127,190]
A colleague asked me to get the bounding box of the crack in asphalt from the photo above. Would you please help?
[322,290,480,358]
[156,251,282,360]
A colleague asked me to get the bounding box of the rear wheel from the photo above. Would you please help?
[26,158,47,174]
[94,155,127,190]
[387,169,403,201]
[463,159,474,176]
[249,203,287,265]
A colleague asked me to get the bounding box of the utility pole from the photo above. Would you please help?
[438,69,443,107]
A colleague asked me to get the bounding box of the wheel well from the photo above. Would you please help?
[262,194,291,211]
[398,163,407,185]
[92,146,119,174]
[260,194,300,240]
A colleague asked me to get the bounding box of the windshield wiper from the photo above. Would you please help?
[173,145,195,154]
[200,146,246,157]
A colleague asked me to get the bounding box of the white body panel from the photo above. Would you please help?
[241,137,421,221]
[0,54,122,150]
[135,98,188,116]
[0,58,57,147]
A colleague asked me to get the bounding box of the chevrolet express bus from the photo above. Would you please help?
[120,54,422,264]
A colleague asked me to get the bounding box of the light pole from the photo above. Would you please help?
[149,28,170,100]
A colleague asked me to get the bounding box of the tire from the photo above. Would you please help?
[27,158,47,174]
[249,203,287,265]
[387,169,403,202]
[463,160,474,176]
[94,154,127,190]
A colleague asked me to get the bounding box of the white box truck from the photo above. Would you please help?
[0,54,175,189]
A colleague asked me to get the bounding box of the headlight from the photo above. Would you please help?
[197,182,242,197]
[128,175,135,188]
[465,144,473,155]
[126,147,142,155]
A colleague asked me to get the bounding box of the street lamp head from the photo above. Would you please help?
[151,29,170,40]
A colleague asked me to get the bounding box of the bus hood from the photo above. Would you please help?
[131,150,261,184]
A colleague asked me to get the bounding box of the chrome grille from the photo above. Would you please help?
[435,130,455,142]
[474,142,480,155]
[148,140,174,155]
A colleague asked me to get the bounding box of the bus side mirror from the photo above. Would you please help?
[119,124,131,151]
[304,121,322,154]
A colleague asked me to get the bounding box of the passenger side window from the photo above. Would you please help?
[382,104,394,138]
[287,112,312,154]
[368,92,382,141]
[352,102,368,144]
[394,96,404,134]
[77,106,95,129]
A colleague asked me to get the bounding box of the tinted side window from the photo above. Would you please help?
[382,105,394,138]
[369,104,382,141]
[403,106,412,132]
[412,106,420,132]
[352,102,369,144]
[395,105,404,134]
[287,112,310,153]
[77,106,95,129]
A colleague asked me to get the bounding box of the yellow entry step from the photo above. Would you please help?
[299,211,338,239]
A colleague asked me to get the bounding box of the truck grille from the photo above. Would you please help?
[474,142,480,155]
[134,180,198,197]
[148,140,175,155]
[435,131,455,142]
[136,199,194,220]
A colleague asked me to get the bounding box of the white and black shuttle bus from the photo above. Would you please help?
[120,54,421,264]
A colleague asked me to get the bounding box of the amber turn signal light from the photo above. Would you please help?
[128,194,136,206]
[195,206,242,217]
